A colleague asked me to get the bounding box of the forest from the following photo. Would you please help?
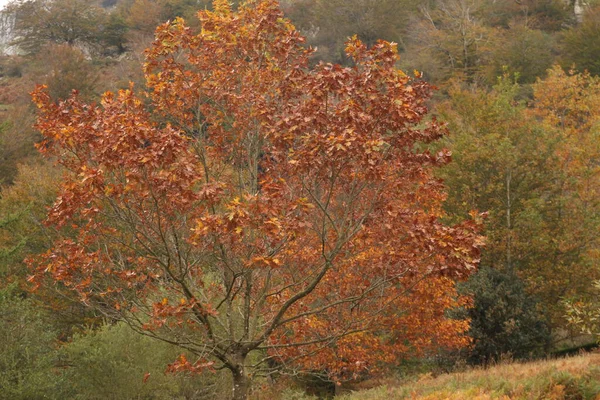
[0,0,599,399]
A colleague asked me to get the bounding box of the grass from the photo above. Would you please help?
[256,353,600,399]
[339,353,600,400]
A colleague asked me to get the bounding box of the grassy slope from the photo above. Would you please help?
[337,354,600,400]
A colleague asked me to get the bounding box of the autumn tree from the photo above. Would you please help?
[529,66,600,317]
[30,1,482,399]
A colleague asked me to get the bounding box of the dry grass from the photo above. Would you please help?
[337,353,600,400]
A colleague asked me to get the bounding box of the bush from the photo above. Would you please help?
[0,284,62,400]
[459,266,551,364]
[60,321,230,399]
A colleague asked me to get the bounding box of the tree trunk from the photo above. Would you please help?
[231,364,250,400]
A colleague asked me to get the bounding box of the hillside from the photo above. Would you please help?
[336,354,600,400]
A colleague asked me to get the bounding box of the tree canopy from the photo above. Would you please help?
[29,1,483,399]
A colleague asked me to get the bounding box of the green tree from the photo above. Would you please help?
[4,0,108,54]
[439,69,600,332]
[480,0,573,31]
[0,161,61,280]
[561,6,600,76]
[0,161,96,340]
[487,24,555,84]
[529,66,600,316]
[436,75,589,328]
[100,11,129,55]
[0,109,40,186]
[308,0,419,64]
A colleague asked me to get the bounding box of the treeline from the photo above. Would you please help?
[0,0,599,398]
[283,0,600,84]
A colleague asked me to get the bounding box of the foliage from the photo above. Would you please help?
[402,0,496,84]
[28,44,99,101]
[0,0,597,396]
[480,0,573,31]
[561,6,600,76]
[120,0,209,36]
[437,75,559,270]
[529,66,600,320]
[487,24,555,84]
[123,0,167,34]
[0,161,61,279]
[458,266,551,364]
[296,0,418,64]
[61,321,230,399]
[437,71,600,328]
[0,161,98,341]
[564,280,600,339]
[0,284,62,400]
[29,1,483,398]
[0,109,40,186]
[100,11,129,55]
[4,0,108,54]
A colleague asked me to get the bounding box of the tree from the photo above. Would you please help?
[402,0,496,84]
[303,0,419,64]
[564,280,600,339]
[529,66,600,317]
[437,70,600,330]
[437,76,561,273]
[28,44,99,101]
[561,6,600,76]
[100,11,129,55]
[0,107,40,186]
[480,0,573,32]
[0,161,61,280]
[29,1,483,399]
[4,0,107,54]
[486,24,555,84]
[123,0,166,35]
[122,0,209,36]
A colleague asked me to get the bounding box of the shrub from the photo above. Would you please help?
[459,267,551,364]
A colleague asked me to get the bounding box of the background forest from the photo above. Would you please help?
[1,0,600,399]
